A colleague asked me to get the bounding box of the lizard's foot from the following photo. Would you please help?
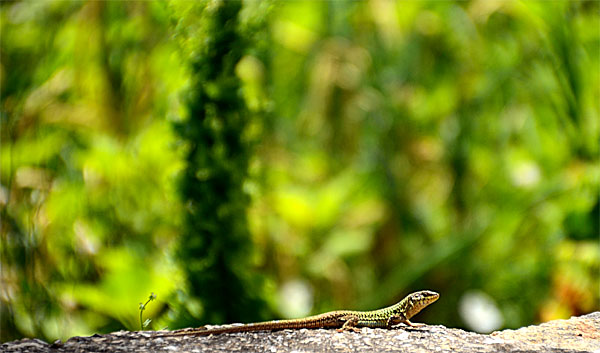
[337,327,362,333]
[400,320,426,328]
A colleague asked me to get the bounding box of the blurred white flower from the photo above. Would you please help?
[511,160,541,188]
[459,290,504,333]
[278,279,314,319]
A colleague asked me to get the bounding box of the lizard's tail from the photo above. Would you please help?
[157,312,340,337]
[198,314,334,335]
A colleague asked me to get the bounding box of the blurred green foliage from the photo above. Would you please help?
[167,0,270,328]
[1,0,598,342]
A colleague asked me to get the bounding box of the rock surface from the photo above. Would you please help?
[2,312,599,352]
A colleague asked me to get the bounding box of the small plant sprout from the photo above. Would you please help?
[139,292,157,331]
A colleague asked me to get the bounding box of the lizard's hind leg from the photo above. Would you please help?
[337,316,361,333]
[387,315,425,328]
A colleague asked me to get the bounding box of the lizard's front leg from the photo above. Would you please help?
[337,315,361,333]
[386,315,403,328]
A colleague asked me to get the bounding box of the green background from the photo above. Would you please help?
[1,0,598,342]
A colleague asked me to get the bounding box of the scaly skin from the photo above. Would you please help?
[153,290,439,337]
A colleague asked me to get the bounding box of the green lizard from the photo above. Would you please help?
[153,290,439,337]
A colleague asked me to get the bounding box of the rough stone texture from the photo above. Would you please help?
[2,312,599,353]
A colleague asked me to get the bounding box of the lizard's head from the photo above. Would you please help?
[404,290,439,319]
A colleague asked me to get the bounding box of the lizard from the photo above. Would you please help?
[152,290,439,337]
